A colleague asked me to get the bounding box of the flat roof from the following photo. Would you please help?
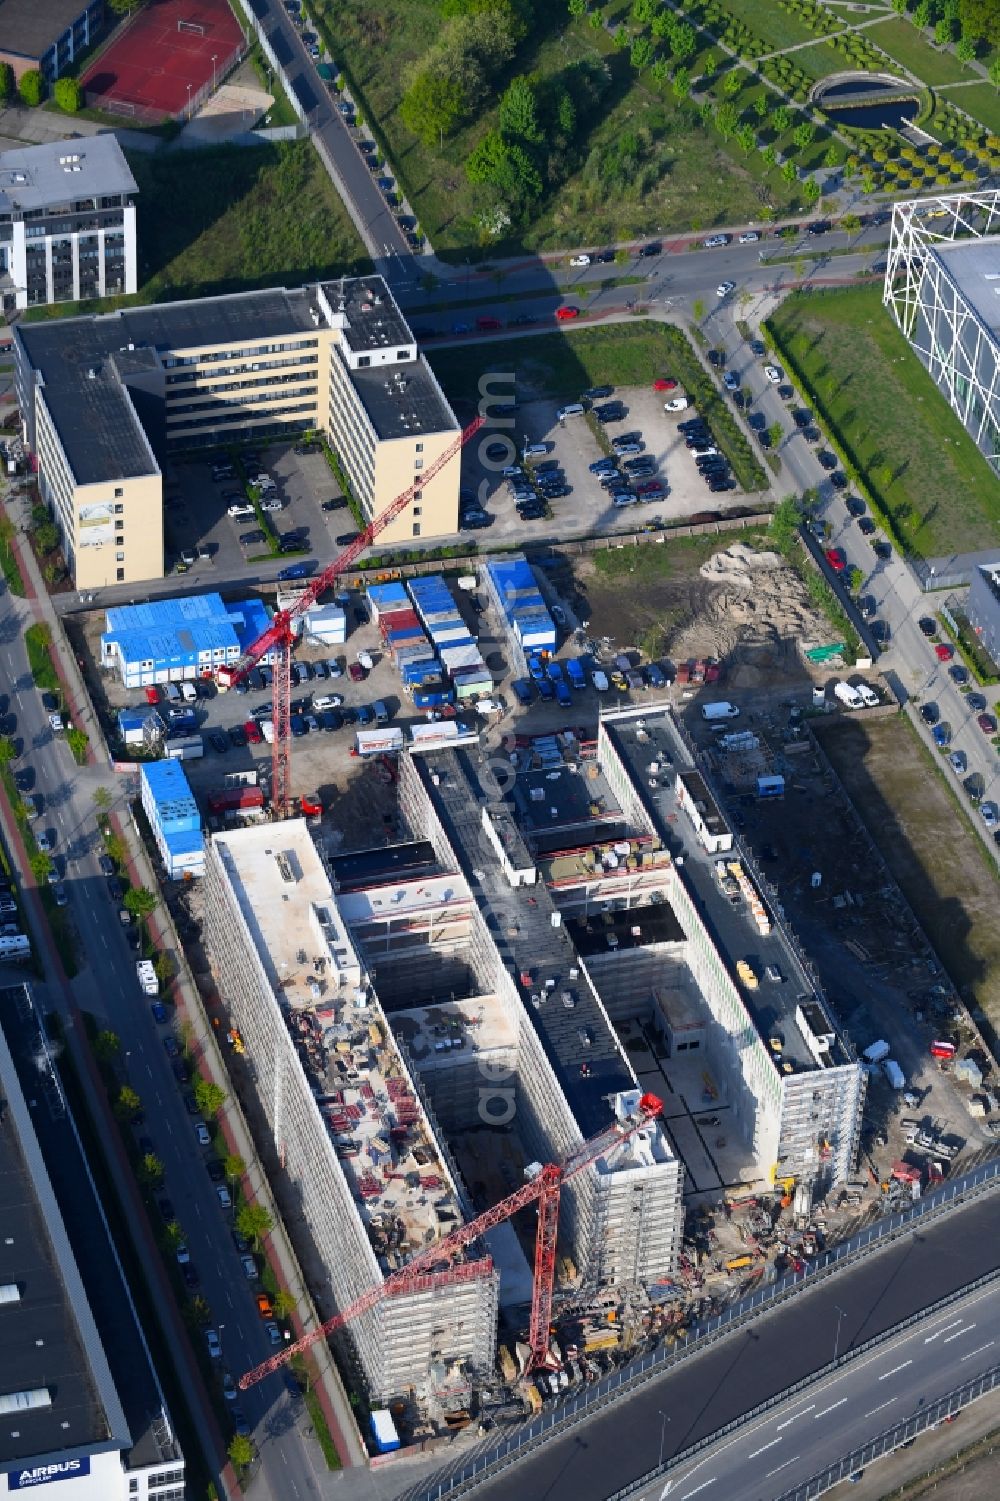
[331,841,437,891]
[0,0,92,61]
[602,708,850,1073]
[38,373,156,486]
[211,822,468,1261]
[347,353,458,442]
[0,134,136,214]
[0,993,122,1466]
[414,750,642,1137]
[324,274,412,355]
[933,238,1000,340]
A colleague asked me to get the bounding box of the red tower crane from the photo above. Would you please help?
[217,416,484,813]
[239,1092,663,1390]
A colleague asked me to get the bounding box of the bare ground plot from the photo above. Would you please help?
[570,537,832,684]
[816,717,1000,1032]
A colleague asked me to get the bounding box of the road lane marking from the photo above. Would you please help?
[679,1482,716,1500]
[776,1403,815,1431]
[765,1457,799,1478]
[748,1439,781,1458]
[878,1361,913,1381]
[814,1398,848,1418]
[925,1319,964,1342]
[962,1342,995,1361]
[943,1325,976,1344]
[865,1400,897,1418]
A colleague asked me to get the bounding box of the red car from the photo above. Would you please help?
[635,481,666,496]
[652,378,678,392]
[824,548,846,572]
[555,306,580,321]
[243,719,263,745]
[476,316,502,331]
[934,643,954,661]
[977,712,996,734]
[144,686,160,705]
[348,662,366,682]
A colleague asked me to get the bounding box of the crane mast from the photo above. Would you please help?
[239,1092,663,1390]
[218,416,484,812]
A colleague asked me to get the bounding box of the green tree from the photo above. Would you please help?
[956,34,977,56]
[736,123,756,153]
[124,886,157,920]
[18,69,43,107]
[804,177,822,203]
[768,496,803,551]
[716,101,739,138]
[613,24,630,49]
[400,70,468,147]
[772,103,792,133]
[93,786,113,813]
[767,421,783,449]
[782,159,798,182]
[841,212,861,233]
[163,1219,185,1252]
[228,1436,254,1469]
[762,143,777,169]
[651,10,674,40]
[651,56,669,82]
[632,0,657,21]
[498,75,541,141]
[672,66,691,100]
[568,0,587,14]
[272,1288,297,1319]
[138,1152,164,1187]
[67,727,88,763]
[670,19,696,59]
[236,1201,274,1251]
[754,93,768,119]
[115,1085,142,1121]
[792,120,815,149]
[0,61,13,103]
[94,1030,121,1066]
[154,951,176,988]
[723,68,743,96]
[53,77,82,113]
[823,144,838,169]
[891,0,907,11]
[224,1153,246,1184]
[556,90,576,136]
[990,54,1000,87]
[0,735,15,768]
[194,1078,227,1118]
[104,832,127,866]
[108,0,150,12]
[630,35,654,69]
[914,0,932,24]
[466,129,542,200]
[935,16,955,40]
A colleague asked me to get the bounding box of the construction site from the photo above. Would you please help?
[198,694,876,1436]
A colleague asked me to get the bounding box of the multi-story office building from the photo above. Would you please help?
[0,135,136,312]
[13,275,459,589]
[885,189,1000,475]
[0,0,104,85]
[0,983,184,1500]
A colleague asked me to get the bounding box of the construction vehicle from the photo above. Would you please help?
[217,417,483,813]
[238,1090,664,1390]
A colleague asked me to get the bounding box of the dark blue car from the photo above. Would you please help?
[279,561,311,581]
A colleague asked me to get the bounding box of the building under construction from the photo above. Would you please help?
[204,699,863,1403]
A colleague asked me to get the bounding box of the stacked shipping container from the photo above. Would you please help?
[484,556,557,663]
[409,577,491,701]
[366,582,440,692]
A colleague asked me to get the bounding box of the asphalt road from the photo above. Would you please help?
[0,582,338,1500]
[247,0,411,268]
[437,1189,1000,1501]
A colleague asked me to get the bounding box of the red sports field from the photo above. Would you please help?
[82,0,245,122]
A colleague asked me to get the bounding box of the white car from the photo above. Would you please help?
[216,1185,232,1209]
[195,1122,211,1147]
[313,694,343,711]
[569,254,591,267]
[48,712,64,733]
[261,498,283,513]
[981,801,999,830]
[763,364,783,384]
[205,1328,222,1359]
[222,1372,238,1402]
[738,231,760,244]
[664,396,689,411]
[716,281,735,298]
[227,502,254,518]
[176,1243,190,1265]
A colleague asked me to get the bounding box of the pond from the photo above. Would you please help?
[815,74,919,131]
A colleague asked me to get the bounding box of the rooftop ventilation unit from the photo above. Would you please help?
[0,1389,51,1415]
[275,851,295,884]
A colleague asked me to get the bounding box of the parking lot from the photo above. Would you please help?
[161,441,349,579]
[460,386,754,547]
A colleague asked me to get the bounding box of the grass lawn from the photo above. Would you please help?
[714,0,821,50]
[866,17,974,85]
[937,80,1000,135]
[25,143,368,322]
[313,0,809,257]
[777,40,851,80]
[766,285,1000,559]
[428,321,768,490]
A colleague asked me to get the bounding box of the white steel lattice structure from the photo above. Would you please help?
[884,190,1000,472]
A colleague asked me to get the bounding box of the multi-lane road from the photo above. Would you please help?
[0,566,337,1501]
[443,1188,1000,1501]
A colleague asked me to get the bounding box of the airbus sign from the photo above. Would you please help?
[8,1458,90,1490]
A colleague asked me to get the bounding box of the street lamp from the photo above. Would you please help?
[186,83,192,120]
[833,1304,847,1361]
[212,54,218,93]
[658,1410,670,1467]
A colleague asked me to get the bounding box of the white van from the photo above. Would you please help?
[556,403,585,420]
[179,681,197,704]
[163,682,181,704]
